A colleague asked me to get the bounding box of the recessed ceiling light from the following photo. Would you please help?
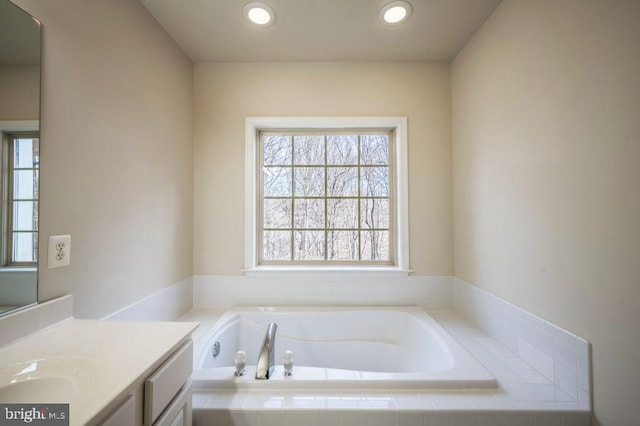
[243,2,276,26]
[379,1,413,25]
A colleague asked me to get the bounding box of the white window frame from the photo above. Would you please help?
[245,117,410,277]
[0,121,39,270]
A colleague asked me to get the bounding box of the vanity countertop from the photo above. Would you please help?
[0,317,198,425]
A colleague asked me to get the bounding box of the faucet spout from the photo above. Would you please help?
[255,322,278,379]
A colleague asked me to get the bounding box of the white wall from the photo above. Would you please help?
[0,65,39,120]
[194,62,452,276]
[452,1,640,424]
[13,0,194,318]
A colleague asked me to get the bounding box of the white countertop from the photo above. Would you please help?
[0,318,198,425]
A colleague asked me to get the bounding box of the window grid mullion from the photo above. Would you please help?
[290,135,295,261]
[265,228,387,232]
[265,196,386,200]
[357,134,362,261]
[323,134,328,261]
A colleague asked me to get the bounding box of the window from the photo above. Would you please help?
[2,132,39,266]
[245,117,409,273]
[261,130,392,264]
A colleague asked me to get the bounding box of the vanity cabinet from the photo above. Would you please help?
[144,340,193,426]
[96,340,193,426]
[151,380,192,426]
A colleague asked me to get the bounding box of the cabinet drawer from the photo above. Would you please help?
[153,380,192,426]
[144,340,193,425]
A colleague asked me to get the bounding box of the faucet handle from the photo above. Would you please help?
[283,350,294,376]
[234,350,246,376]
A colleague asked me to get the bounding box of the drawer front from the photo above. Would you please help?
[153,380,192,426]
[144,340,193,425]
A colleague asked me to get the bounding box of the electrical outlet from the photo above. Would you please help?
[48,235,71,268]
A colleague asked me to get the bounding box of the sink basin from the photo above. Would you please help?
[0,377,74,403]
[0,358,94,404]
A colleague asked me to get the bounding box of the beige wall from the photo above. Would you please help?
[13,0,194,318]
[0,65,39,120]
[452,1,640,425]
[194,62,452,275]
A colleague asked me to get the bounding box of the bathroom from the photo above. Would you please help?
[0,0,638,425]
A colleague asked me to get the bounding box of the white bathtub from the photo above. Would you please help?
[191,307,496,390]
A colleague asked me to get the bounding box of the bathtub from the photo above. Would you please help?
[191,307,496,390]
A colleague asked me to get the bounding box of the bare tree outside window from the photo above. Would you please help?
[260,131,392,264]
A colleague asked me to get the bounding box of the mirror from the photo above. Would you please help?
[0,0,41,316]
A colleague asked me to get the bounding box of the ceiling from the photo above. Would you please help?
[139,0,502,62]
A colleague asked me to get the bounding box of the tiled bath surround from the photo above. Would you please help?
[187,274,592,425]
[88,274,591,424]
[193,275,453,311]
[188,309,590,426]
[453,278,591,410]
[104,277,193,321]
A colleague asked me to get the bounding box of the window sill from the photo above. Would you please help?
[0,267,37,273]
[243,266,413,279]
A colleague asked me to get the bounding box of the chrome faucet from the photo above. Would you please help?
[255,322,278,380]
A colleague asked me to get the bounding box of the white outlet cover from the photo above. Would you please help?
[48,235,71,269]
